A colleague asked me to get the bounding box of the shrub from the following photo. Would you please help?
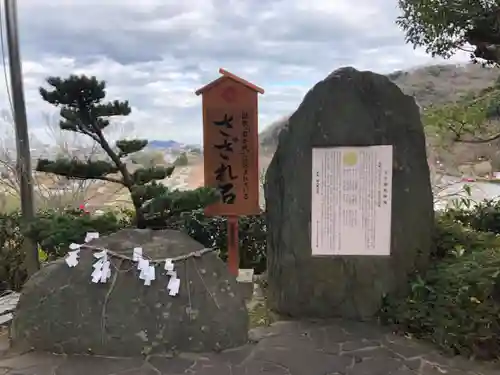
[382,210,500,360]
[382,247,500,360]
[0,212,25,292]
[454,199,500,234]
[174,210,267,273]
[432,213,500,259]
[0,207,268,291]
[0,208,132,291]
[26,208,133,259]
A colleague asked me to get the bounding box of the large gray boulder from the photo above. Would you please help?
[11,229,248,356]
[264,67,434,320]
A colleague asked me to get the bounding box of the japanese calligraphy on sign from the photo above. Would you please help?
[196,70,262,216]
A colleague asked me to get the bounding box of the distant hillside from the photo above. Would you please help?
[388,64,499,107]
[260,116,288,152]
[148,140,183,149]
[259,64,500,149]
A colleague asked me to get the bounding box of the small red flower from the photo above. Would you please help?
[79,203,90,214]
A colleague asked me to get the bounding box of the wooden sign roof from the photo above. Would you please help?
[195,68,265,96]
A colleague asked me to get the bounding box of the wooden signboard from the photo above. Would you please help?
[196,69,263,217]
[196,69,264,275]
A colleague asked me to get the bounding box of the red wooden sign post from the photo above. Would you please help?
[195,69,264,276]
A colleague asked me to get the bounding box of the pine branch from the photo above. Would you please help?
[142,187,220,217]
[132,166,175,185]
[36,158,122,183]
[93,128,133,185]
[116,139,148,157]
[92,127,147,227]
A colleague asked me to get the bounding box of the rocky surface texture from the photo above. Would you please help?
[10,229,248,356]
[265,67,434,320]
[0,319,497,374]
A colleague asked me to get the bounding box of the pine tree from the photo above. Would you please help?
[36,75,218,228]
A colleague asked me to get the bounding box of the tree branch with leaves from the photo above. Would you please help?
[397,0,500,66]
[422,84,500,144]
[36,74,218,228]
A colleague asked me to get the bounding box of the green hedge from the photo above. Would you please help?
[0,208,267,292]
[382,202,500,360]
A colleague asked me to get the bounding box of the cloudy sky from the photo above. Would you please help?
[0,0,469,145]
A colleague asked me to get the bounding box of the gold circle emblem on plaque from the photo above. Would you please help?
[342,151,358,167]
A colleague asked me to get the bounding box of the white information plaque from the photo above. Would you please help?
[311,145,393,256]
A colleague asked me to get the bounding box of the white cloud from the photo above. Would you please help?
[0,0,471,145]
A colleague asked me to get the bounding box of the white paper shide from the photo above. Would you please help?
[91,250,111,283]
[311,145,393,256]
[63,232,181,296]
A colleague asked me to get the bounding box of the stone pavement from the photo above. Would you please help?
[0,319,498,375]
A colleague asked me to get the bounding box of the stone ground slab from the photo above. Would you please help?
[0,320,498,375]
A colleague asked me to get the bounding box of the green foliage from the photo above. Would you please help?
[432,213,500,259]
[0,208,268,291]
[116,139,148,157]
[132,166,174,185]
[0,208,132,291]
[397,0,500,65]
[36,74,217,228]
[142,187,220,225]
[422,85,500,143]
[382,246,500,359]
[442,199,500,234]
[25,208,132,259]
[39,75,132,133]
[177,211,267,274]
[0,212,26,292]
[382,202,500,360]
[36,158,119,179]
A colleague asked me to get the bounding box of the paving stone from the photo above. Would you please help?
[145,355,196,374]
[342,339,381,352]
[253,346,353,375]
[404,358,422,371]
[186,359,232,375]
[214,345,255,366]
[339,320,390,341]
[114,364,159,375]
[421,362,468,375]
[389,370,417,375]
[344,346,399,361]
[54,355,144,375]
[0,320,497,375]
[382,334,434,359]
[0,352,65,371]
[234,360,291,375]
[348,357,404,375]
